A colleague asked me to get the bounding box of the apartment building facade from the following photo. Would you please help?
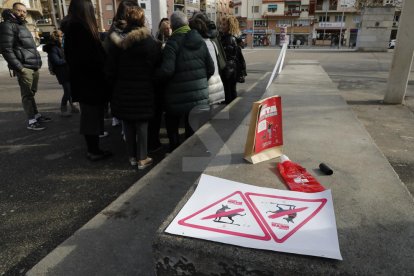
[231,0,401,48]
[313,0,360,47]
[169,0,231,24]
[233,0,316,47]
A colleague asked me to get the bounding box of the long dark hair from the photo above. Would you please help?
[67,0,100,41]
[189,12,209,38]
[114,0,139,23]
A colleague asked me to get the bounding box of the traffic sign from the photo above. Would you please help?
[245,192,327,243]
[178,191,271,241]
[166,174,342,260]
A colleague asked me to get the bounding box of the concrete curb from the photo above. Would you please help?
[153,61,414,275]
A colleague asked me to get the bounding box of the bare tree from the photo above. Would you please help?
[354,0,384,10]
[354,0,403,10]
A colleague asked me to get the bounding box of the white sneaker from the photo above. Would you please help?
[99,131,109,138]
[138,157,153,170]
[112,117,120,127]
[129,157,137,166]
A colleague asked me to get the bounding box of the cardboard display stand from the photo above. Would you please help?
[244,96,283,164]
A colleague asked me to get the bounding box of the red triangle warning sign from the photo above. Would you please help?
[178,191,271,241]
[245,192,327,243]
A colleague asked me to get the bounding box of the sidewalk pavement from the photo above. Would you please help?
[27,60,414,275]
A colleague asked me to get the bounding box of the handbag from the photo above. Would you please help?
[211,39,226,72]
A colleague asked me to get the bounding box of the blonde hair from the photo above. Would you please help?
[225,15,240,36]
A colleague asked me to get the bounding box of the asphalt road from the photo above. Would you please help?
[1,48,414,275]
[0,62,163,275]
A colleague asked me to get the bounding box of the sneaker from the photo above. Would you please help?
[70,104,80,114]
[37,116,52,123]
[86,150,112,161]
[27,121,46,131]
[129,157,137,166]
[112,117,120,127]
[138,157,153,170]
[99,131,109,138]
[60,107,72,117]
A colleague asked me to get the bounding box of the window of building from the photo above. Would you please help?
[268,4,277,13]
[108,19,112,26]
[254,20,267,27]
[105,4,113,11]
[319,16,330,22]
[252,6,259,13]
[287,4,300,12]
[352,15,360,23]
[235,7,238,14]
[296,19,310,26]
[277,19,291,26]
[140,3,146,9]
[334,15,346,22]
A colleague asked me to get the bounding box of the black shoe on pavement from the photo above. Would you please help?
[37,116,52,123]
[27,121,46,131]
[148,144,163,153]
[86,150,112,161]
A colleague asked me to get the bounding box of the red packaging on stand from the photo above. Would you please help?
[277,155,325,193]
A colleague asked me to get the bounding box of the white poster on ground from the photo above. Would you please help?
[165,174,342,260]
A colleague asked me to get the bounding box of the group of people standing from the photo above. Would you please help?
[0,0,247,170]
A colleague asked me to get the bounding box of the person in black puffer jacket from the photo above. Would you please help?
[0,4,50,131]
[220,15,243,105]
[43,30,79,117]
[107,6,162,169]
[61,0,112,161]
[156,11,215,152]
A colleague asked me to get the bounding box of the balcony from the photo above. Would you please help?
[284,10,301,17]
[315,5,337,11]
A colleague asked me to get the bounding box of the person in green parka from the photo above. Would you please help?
[157,11,215,152]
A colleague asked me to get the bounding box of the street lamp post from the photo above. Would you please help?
[266,13,268,34]
[338,0,348,49]
[322,0,328,46]
[252,0,255,48]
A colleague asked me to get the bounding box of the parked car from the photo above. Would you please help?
[389,39,396,49]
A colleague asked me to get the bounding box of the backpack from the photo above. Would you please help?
[42,44,56,75]
[48,59,55,75]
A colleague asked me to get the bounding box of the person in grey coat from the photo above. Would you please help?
[156,11,215,152]
[189,12,225,105]
[0,3,51,130]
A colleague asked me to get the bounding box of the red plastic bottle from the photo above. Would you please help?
[277,155,325,193]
